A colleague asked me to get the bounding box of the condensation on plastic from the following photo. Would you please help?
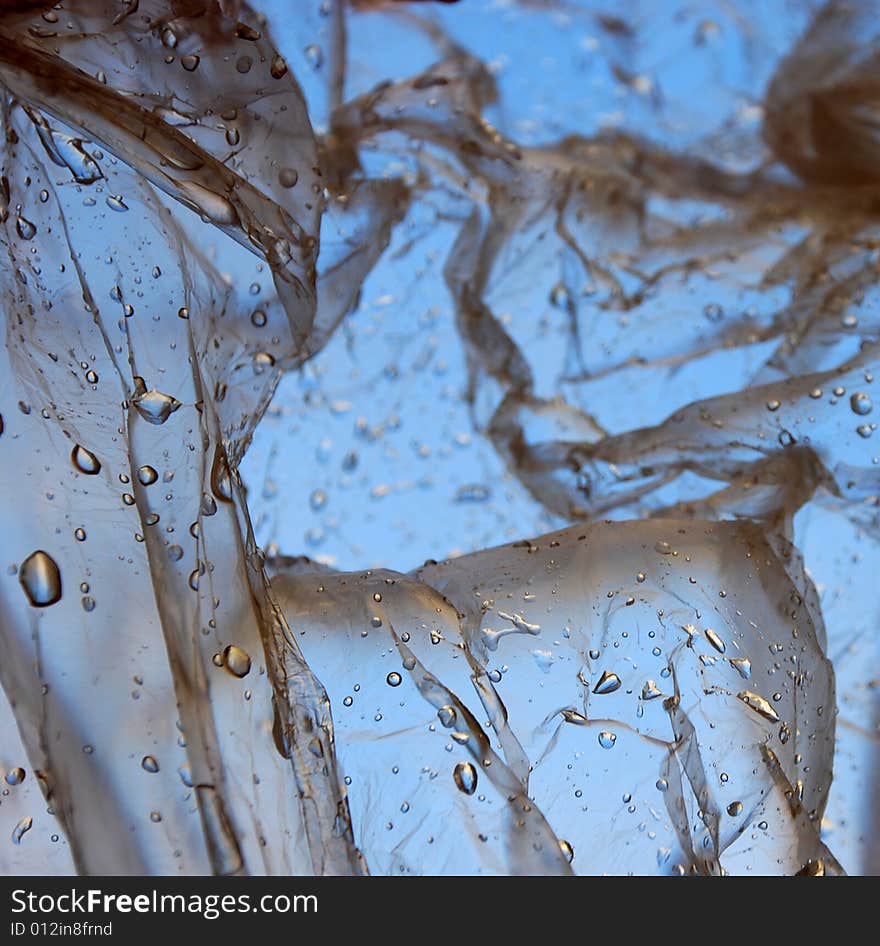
[1,0,878,875]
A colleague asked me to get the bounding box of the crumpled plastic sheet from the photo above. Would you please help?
[0,0,877,875]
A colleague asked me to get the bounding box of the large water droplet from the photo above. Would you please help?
[453,761,477,795]
[438,705,457,728]
[16,216,36,240]
[593,670,621,694]
[279,167,299,189]
[71,444,101,475]
[729,656,751,679]
[737,690,780,723]
[850,392,873,416]
[137,465,158,486]
[12,815,32,845]
[19,550,62,607]
[132,379,182,425]
[222,644,251,678]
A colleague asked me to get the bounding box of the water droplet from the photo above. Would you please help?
[16,216,36,240]
[850,392,872,416]
[438,705,457,728]
[453,762,477,795]
[4,767,25,786]
[737,690,780,723]
[270,54,288,79]
[558,839,574,863]
[178,181,239,226]
[105,194,128,212]
[222,644,251,678]
[132,380,182,425]
[235,22,261,41]
[279,167,299,189]
[598,730,617,749]
[704,627,726,653]
[726,801,743,816]
[641,679,662,700]
[304,43,323,69]
[137,465,158,486]
[729,656,751,679]
[12,816,32,845]
[386,671,402,687]
[71,444,101,475]
[593,670,621,694]
[141,755,159,773]
[19,550,62,607]
[181,54,200,72]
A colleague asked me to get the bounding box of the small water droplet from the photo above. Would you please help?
[386,671,402,687]
[141,755,159,773]
[598,730,617,749]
